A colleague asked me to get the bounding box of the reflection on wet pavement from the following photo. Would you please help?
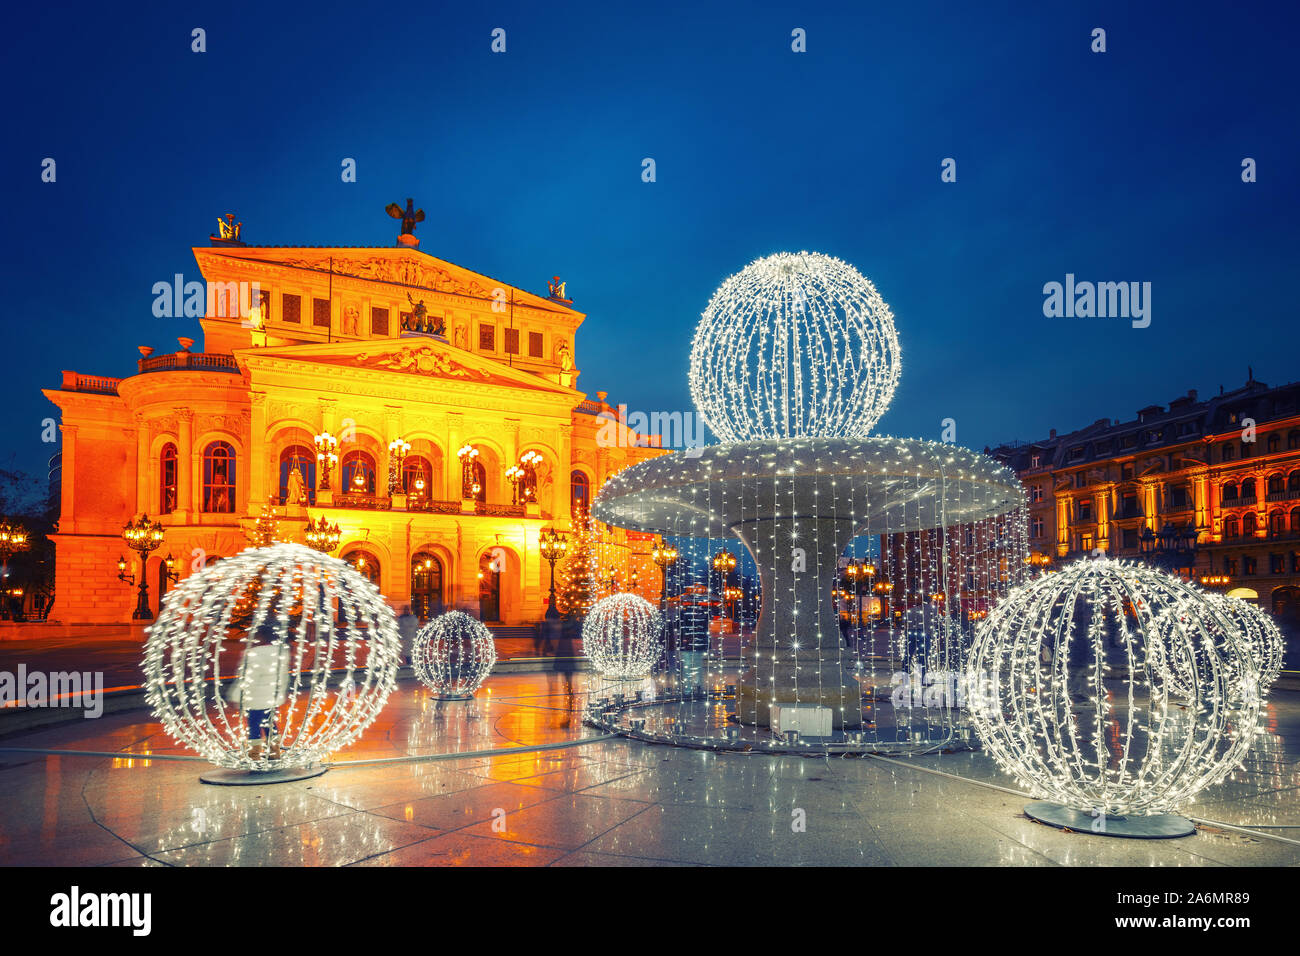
[1,671,1298,866]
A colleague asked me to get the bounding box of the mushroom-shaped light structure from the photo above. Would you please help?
[143,543,403,777]
[583,593,663,679]
[966,558,1263,836]
[412,610,497,699]
[594,252,1027,733]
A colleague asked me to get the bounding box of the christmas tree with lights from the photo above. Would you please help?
[555,508,600,619]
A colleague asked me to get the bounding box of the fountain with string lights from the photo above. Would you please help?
[589,252,1029,754]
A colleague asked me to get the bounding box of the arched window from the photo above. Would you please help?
[159,443,178,514]
[1222,482,1238,501]
[1291,507,1300,533]
[202,441,236,513]
[1289,470,1300,493]
[1243,512,1257,536]
[1269,474,1286,495]
[403,455,433,499]
[571,470,590,516]
[279,444,316,505]
[1223,517,1239,539]
[341,451,376,495]
[1269,510,1286,536]
[342,549,380,586]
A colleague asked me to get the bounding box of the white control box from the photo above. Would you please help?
[771,702,833,738]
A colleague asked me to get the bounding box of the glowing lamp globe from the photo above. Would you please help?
[583,593,663,679]
[966,558,1262,835]
[688,251,900,442]
[412,610,497,699]
[143,543,403,775]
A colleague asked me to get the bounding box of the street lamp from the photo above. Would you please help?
[0,520,30,622]
[388,437,411,494]
[712,549,736,622]
[120,513,165,620]
[539,526,568,619]
[457,444,480,499]
[314,432,338,490]
[304,514,342,553]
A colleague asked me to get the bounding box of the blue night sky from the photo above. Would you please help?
[3,1,1297,485]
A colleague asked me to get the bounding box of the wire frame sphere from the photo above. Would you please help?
[1156,593,1285,695]
[966,558,1262,816]
[142,543,403,771]
[583,593,663,679]
[412,610,498,699]
[688,251,901,442]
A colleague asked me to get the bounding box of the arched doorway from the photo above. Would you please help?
[478,551,501,623]
[411,552,444,623]
[342,549,381,587]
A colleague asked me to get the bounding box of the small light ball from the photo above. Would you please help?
[583,593,663,678]
[966,558,1262,816]
[412,610,497,698]
[143,543,403,771]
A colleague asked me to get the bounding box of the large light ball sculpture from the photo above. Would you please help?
[143,543,403,783]
[1212,594,1284,692]
[689,251,901,442]
[583,593,663,679]
[966,557,1262,837]
[412,610,497,699]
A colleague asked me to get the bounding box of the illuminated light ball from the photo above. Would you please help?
[583,593,663,679]
[412,610,497,699]
[688,251,901,442]
[143,543,403,771]
[1213,594,1284,691]
[966,558,1262,817]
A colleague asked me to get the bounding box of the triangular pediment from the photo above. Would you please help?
[193,245,580,318]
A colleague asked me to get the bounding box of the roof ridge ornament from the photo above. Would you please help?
[386,197,425,248]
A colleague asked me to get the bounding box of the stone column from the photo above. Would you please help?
[176,409,194,518]
[60,423,78,534]
[446,412,463,500]
[249,393,268,506]
[135,414,150,515]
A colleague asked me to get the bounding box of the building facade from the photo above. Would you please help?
[43,219,663,625]
[989,375,1300,640]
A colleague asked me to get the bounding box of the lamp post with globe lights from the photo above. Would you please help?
[119,513,165,620]
[0,520,30,621]
[538,526,568,620]
[314,432,338,491]
[387,438,411,494]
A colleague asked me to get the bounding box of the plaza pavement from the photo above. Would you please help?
[2,670,1299,866]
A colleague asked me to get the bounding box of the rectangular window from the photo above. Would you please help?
[1270,553,1284,574]
[529,331,544,358]
[1031,516,1044,538]
[1123,529,1137,549]
[1081,533,1094,552]
[1243,556,1257,575]
[1079,501,1092,521]
[282,293,301,324]
[504,328,520,354]
[312,298,331,328]
[479,324,495,350]
[1030,484,1043,503]
[371,307,389,336]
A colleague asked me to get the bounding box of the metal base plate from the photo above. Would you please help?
[432,693,475,701]
[1024,801,1196,839]
[199,765,329,786]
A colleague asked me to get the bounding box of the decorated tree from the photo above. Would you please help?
[555,508,600,619]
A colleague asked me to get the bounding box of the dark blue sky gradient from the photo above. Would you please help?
[3,1,1297,483]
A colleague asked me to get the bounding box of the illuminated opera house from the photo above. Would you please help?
[42,207,662,626]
